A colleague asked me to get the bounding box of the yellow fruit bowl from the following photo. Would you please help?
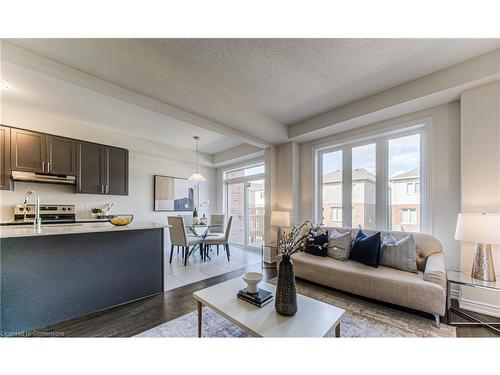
[109,215,134,226]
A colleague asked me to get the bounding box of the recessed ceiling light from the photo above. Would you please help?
[0,80,10,90]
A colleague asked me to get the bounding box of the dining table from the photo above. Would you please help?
[184,223,219,262]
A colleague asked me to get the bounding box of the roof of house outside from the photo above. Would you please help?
[390,167,420,181]
[323,168,375,184]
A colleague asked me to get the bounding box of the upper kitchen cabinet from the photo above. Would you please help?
[106,147,129,196]
[10,129,76,175]
[10,128,46,173]
[0,125,12,190]
[46,135,77,175]
[76,142,106,194]
[76,142,128,196]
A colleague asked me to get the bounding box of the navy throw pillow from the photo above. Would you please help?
[304,231,329,257]
[349,230,381,267]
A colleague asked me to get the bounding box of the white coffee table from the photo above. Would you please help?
[193,277,345,337]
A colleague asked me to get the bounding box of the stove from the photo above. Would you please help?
[11,204,76,225]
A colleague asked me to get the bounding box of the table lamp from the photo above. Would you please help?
[271,211,291,246]
[455,213,500,282]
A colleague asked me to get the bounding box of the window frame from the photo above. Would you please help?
[401,208,418,225]
[314,119,431,233]
[330,206,342,221]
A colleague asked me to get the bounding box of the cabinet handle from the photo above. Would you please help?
[42,162,45,172]
[47,162,50,172]
[106,185,109,194]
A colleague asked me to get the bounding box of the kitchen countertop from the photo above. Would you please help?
[0,222,171,239]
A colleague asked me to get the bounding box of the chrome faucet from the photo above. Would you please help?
[23,190,42,232]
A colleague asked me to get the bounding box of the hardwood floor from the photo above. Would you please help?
[37,265,498,338]
[449,299,500,338]
[40,265,276,337]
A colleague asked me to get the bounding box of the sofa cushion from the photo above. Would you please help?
[327,229,352,261]
[349,230,381,267]
[325,227,443,271]
[291,252,446,316]
[304,231,329,257]
[380,233,417,273]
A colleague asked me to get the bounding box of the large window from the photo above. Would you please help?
[351,143,376,229]
[317,124,427,232]
[388,133,421,231]
[321,150,343,226]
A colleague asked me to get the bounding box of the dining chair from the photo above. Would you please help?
[179,214,193,226]
[208,214,225,235]
[167,216,202,266]
[202,216,233,261]
[205,213,226,255]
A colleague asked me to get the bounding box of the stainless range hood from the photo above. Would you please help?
[11,171,76,185]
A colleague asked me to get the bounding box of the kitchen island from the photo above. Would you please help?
[0,222,168,336]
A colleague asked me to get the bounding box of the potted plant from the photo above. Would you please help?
[275,221,319,316]
[91,207,103,219]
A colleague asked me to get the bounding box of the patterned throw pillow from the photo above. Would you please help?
[380,233,417,273]
[304,230,329,257]
[327,229,352,261]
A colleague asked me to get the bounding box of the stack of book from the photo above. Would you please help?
[237,288,273,307]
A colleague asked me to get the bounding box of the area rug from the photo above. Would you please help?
[135,279,456,337]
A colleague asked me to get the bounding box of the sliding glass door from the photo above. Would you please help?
[224,164,265,247]
[227,182,245,244]
[246,179,265,246]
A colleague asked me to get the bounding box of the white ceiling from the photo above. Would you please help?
[144,38,500,124]
[2,38,499,157]
[0,62,243,154]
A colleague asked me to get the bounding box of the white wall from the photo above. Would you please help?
[0,107,215,226]
[460,81,500,316]
[299,102,461,270]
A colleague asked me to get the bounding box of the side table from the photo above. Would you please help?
[446,270,500,335]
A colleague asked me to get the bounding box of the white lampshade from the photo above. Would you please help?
[455,213,500,245]
[271,211,290,227]
[188,172,206,182]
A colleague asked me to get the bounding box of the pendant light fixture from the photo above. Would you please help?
[188,136,206,182]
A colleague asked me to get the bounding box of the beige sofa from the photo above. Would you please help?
[291,227,447,327]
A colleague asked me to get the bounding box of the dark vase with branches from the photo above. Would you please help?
[275,221,318,316]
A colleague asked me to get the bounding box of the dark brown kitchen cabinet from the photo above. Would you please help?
[10,128,76,175]
[106,147,129,195]
[76,142,128,196]
[46,135,77,175]
[10,128,46,173]
[0,125,11,190]
[76,142,106,194]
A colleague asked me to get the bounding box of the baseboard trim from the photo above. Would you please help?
[450,291,500,318]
